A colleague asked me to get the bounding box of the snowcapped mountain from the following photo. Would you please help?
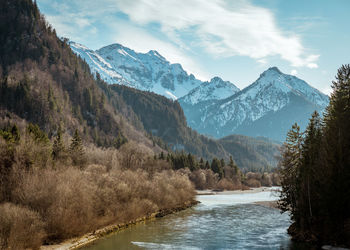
[181,76,240,105]
[179,67,329,141]
[69,41,329,142]
[69,41,206,99]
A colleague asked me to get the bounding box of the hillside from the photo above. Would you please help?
[0,0,155,149]
[218,135,280,172]
[106,84,230,160]
[107,85,280,170]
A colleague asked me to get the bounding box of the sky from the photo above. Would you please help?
[36,0,350,95]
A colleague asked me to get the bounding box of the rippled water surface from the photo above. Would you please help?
[84,188,300,250]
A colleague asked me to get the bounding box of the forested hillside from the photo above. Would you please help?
[0,0,152,149]
[107,84,281,170]
[108,84,230,160]
[219,135,280,172]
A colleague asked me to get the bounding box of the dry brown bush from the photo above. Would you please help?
[271,173,281,186]
[0,202,46,250]
[217,178,242,190]
[261,172,272,187]
[189,169,219,190]
[245,178,261,188]
[0,128,195,246]
[84,145,120,171]
[7,165,195,243]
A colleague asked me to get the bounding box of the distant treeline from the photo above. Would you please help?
[278,65,350,247]
[155,151,280,190]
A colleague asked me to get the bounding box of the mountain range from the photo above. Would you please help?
[0,0,280,173]
[70,42,329,141]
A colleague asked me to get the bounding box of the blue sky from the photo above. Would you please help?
[37,0,350,95]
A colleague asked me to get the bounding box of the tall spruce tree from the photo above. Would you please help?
[298,111,322,228]
[278,123,303,220]
[52,128,65,161]
[69,129,85,166]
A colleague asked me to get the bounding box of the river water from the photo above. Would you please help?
[84,188,305,250]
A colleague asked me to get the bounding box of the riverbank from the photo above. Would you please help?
[196,186,277,195]
[40,200,199,250]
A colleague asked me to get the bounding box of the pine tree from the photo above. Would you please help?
[199,157,204,169]
[228,156,239,175]
[205,160,210,169]
[322,64,350,242]
[69,129,85,166]
[52,128,65,160]
[211,158,224,179]
[301,112,322,215]
[278,123,303,219]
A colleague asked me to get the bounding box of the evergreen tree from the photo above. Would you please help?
[299,111,322,224]
[26,123,49,144]
[52,128,65,160]
[187,153,198,171]
[279,65,350,246]
[199,157,204,169]
[322,64,350,243]
[113,132,127,149]
[205,160,210,170]
[69,129,85,166]
[229,156,239,175]
[220,159,226,168]
[278,123,302,219]
[211,158,224,179]
[159,151,165,160]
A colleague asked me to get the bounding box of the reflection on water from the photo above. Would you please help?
[84,188,304,250]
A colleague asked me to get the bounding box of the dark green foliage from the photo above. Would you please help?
[229,156,239,175]
[279,65,350,246]
[26,123,49,144]
[113,132,128,149]
[219,134,280,172]
[69,129,85,166]
[52,128,65,160]
[278,123,302,218]
[210,158,224,179]
[0,124,20,144]
[168,152,198,170]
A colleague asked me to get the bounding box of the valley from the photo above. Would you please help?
[0,0,349,249]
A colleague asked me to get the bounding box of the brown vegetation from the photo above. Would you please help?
[0,126,195,249]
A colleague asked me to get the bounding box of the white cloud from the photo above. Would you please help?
[113,24,210,80]
[322,86,332,96]
[115,0,319,68]
[291,69,298,75]
[38,0,320,82]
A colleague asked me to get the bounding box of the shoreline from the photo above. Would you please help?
[40,200,199,250]
[196,186,279,196]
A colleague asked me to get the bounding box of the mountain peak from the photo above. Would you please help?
[266,66,282,74]
[210,76,223,82]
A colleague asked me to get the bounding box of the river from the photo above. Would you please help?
[84,188,307,250]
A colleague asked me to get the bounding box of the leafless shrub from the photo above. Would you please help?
[0,202,46,250]
[245,178,261,188]
[261,172,272,187]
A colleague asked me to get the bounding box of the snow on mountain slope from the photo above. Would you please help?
[180,67,329,141]
[69,41,204,99]
[181,76,240,105]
